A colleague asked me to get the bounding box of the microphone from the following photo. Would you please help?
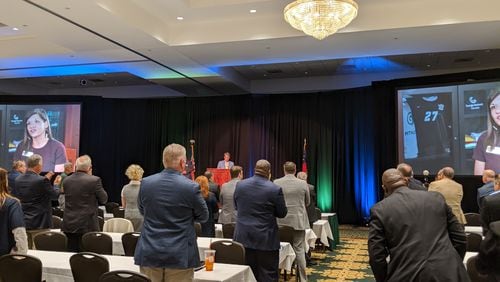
[190,139,195,145]
[422,170,430,187]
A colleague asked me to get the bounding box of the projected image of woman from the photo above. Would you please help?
[13,108,67,172]
[473,90,500,175]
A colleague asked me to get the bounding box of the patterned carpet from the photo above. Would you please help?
[282,225,375,282]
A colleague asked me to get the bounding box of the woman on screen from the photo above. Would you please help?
[473,90,500,175]
[13,108,67,172]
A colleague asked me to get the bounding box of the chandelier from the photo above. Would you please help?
[284,0,358,40]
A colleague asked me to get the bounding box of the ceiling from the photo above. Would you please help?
[1,0,500,98]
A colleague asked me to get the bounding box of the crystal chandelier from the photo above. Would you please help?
[284,0,358,40]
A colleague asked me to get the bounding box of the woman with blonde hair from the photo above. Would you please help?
[0,167,28,255]
[121,164,144,231]
[195,175,217,237]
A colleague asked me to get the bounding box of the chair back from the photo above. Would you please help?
[34,231,68,252]
[99,270,151,282]
[466,255,490,282]
[52,215,63,229]
[112,206,125,218]
[52,207,64,218]
[98,208,104,218]
[210,240,246,265]
[0,254,42,282]
[103,218,134,233]
[122,232,141,256]
[466,232,483,252]
[465,213,482,226]
[98,216,105,231]
[194,222,202,237]
[222,223,236,239]
[278,225,295,244]
[70,252,110,282]
[314,208,321,223]
[105,202,120,213]
[82,232,113,255]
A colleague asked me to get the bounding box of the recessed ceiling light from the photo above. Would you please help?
[177,16,184,20]
[12,27,19,31]
[250,9,257,13]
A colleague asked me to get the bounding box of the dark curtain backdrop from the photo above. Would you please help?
[4,68,499,224]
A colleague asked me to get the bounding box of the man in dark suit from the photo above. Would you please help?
[480,174,500,234]
[477,169,495,212]
[14,154,59,248]
[61,155,108,252]
[297,171,318,227]
[368,168,468,282]
[234,159,287,281]
[8,160,26,195]
[397,163,426,191]
[135,144,208,281]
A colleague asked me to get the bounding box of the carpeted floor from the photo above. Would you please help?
[282,225,375,282]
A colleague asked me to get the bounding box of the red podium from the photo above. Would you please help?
[207,168,231,187]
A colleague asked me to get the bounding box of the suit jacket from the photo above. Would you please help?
[14,171,59,230]
[234,175,287,251]
[369,187,468,282]
[477,181,495,212]
[274,174,310,230]
[217,160,234,169]
[407,178,426,191]
[7,170,21,195]
[305,184,319,227]
[135,169,208,268]
[219,178,239,224]
[481,191,500,234]
[61,171,108,233]
[428,178,467,224]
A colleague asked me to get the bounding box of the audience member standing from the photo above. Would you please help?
[234,159,287,281]
[369,169,468,282]
[297,171,318,227]
[0,168,28,256]
[7,160,26,195]
[477,169,495,212]
[204,170,220,222]
[219,166,243,224]
[14,154,59,248]
[121,164,144,231]
[397,163,426,191]
[274,162,310,282]
[55,162,74,209]
[480,174,500,234]
[195,176,217,237]
[428,167,467,224]
[135,144,208,281]
[62,155,108,252]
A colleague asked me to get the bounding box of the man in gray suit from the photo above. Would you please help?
[62,155,108,252]
[219,166,243,224]
[274,161,310,282]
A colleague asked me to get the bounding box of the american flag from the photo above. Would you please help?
[302,138,307,173]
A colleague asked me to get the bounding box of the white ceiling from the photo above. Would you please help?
[1,0,500,97]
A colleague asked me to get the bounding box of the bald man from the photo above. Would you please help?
[428,167,467,224]
[477,169,496,212]
[368,169,468,282]
[396,163,426,191]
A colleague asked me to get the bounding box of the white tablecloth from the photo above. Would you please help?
[312,220,334,246]
[465,226,483,236]
[28,250,256,282]
[321,213,336,220]
[305,228,318,253]
[197,237,296,271]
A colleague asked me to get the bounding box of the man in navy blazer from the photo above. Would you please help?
[135,143,208,281]
[477,169,495,212]
[234,159,287,281]
[217,152,234,169]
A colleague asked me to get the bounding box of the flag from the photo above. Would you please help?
[302,138,307,173]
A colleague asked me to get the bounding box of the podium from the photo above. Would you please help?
[207,168,231,187]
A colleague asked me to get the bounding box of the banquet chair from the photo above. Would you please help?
[0,254,42,282]
[82,232,113,255]
[465,213,482,227]
[52,215,63,229]
[122,232,141,256]
[222,223,236,239]
[103,218,134,233]
[112,206,125,218]
[210,240,246,265]
[466,255,489,282]
[278,225,298,281]
[99,270,151,282]
[194,222,202,237]
[70,252,110,282]
[466,233,483,252]
[98,208,105,218]
[52,207,64,218]
[105,202,120,213]
[33,230,68,252]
